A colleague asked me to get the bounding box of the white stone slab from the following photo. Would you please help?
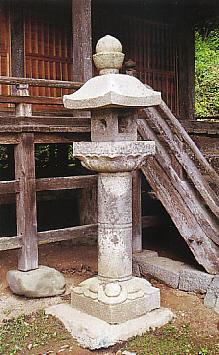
[46,304,174,349]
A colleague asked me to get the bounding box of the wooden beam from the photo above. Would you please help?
[38,224,97,244]
[142,158,219,274]
[0,95,63,105]
[0,133,20,144]
[143,106,219,219]
[36,175,97,191]
[15,133,38,271]
[0,236,22,251]
[0,76,82,89]
[79,186,97,225]
[72,0,92,82]
[0,180,20,194]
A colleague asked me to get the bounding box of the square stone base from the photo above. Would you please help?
[46,304,174,349]
[71,278,160,324]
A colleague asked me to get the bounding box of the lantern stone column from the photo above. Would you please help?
[63,35,162,324]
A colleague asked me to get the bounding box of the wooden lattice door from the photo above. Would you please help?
[24,1,72,99]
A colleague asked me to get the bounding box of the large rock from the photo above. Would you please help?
[7,266,66,298]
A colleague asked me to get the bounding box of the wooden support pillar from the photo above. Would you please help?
[15,132,38,271]
[72,0,97,226]
[72,0,92,82]
[132,169,142,253]
[177,13,195,120]
[10,0,25,78]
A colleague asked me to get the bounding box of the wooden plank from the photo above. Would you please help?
[0,133,20,144]
[0,236,22,251]
[38,224,97,244]
[0,95,63,105]
[161,102,219,187]
[79,186,97,225]
[181,120,219,135]
[36,175,97,191]
[34,132,90,143]
[0,76,82,89]
[138,118,219,247]
[0,180,20,194]
[72,0,92,82]
[142,158,219,274]
[132,170,142,252]
[15,133,38,271]
[143,106,219,219]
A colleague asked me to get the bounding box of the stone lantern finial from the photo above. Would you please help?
[93,35,125,75]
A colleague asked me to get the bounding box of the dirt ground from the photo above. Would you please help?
[0,241,218,354]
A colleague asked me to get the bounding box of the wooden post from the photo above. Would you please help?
[176,12,195,120]
[132,170,142,253]
[124,60,142,253]
[15,132,38,271]
[10,0,25,78]
[72,0,97,226]
[72,0,92,82]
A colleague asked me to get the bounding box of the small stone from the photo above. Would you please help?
[7,266,66,298]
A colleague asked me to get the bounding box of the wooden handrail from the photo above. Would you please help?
[0,75,83,89]
[141,104,219,219]
[0,95,63,105]
[160,101,219,187]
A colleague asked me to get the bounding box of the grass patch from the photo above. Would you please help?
[124,323,219,355]
[0,310,70,355]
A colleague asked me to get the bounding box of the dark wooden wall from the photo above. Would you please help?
[0,0,196,119]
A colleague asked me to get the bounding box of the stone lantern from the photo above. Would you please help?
[59,35,173,346]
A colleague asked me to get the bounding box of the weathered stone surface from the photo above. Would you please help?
[46,304,174,349]
[73,141,156,173]
[63,35,161,110]
[71,276,160,324]
[137,256,185,288]
[204,275,219,313]
[133,250,159,277]
[179,268,214,293]
[7,266,66,298]
[63,74,161,109]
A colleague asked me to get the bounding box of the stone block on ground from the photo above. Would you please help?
[136,256,185,288]
[204,275,219,314]
[46,303,174,349]
[132,250,159,277]
[179,268,214,294]
[7,266,66,298]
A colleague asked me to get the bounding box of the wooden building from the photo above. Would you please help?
[0,0,218,274]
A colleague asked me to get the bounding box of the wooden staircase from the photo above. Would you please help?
[137,100,219,274]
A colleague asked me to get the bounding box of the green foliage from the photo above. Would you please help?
[195,30,219,117]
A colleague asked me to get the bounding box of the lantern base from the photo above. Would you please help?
[71,276,160,324]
